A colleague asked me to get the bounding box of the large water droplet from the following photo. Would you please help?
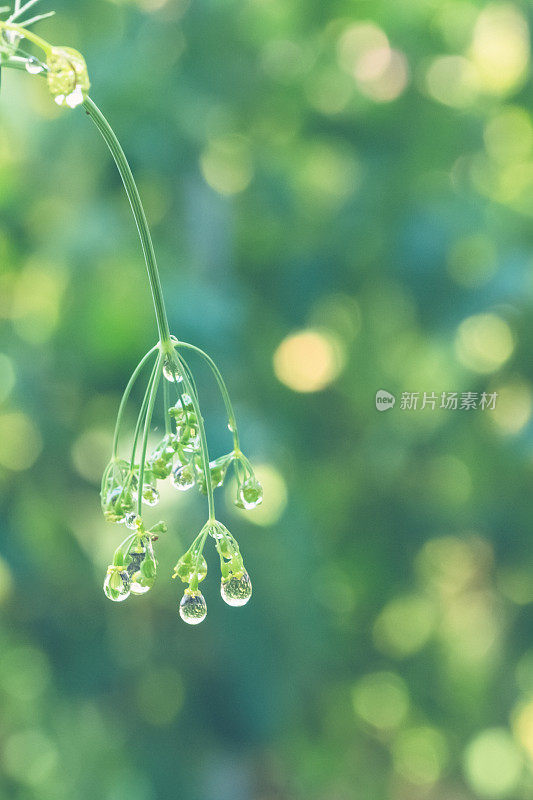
[238,481,264,510]
[221,572,252,607]
[172,463,195,491]
[103,570,131,602]
[25,57,44,75]
[179,591,207,624]
[163,357,183,384]
[142,484,160,507]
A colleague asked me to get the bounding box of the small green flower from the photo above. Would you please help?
[46,45,90,107]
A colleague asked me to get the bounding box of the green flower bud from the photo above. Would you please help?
[46,46,90,108]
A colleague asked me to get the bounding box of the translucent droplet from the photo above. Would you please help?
[103,570,131,602]
[142,484,160,506]
[127,541,156,595]
[163,357,183,384]
[221,572,252,607]
[171,463,195,491]
[238,481,264,510]
[125,513,142,530]
[25,57,44,75]
[179,591,207,624]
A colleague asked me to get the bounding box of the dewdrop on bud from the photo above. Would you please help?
[103,568,131,602]
[172,463,195,491]
[125,513,142,530]
[237,480,263,510]
[163,356,183,384]
[221,572,252,607]
[46,47,90,109]
[25,57,44,75]
[142,484,159,507]
[179,590,207,625]
[127,540,156,595]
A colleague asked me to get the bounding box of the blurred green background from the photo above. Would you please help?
[2,0,533,798]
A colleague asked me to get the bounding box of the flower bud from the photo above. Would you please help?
[46,46,90,108]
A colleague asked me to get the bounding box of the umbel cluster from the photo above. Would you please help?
[0,2,263,624]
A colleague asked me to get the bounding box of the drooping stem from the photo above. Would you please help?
[175,353,216,522]
[83,96,171,346]
[112,344,158,457]
[176,341,240,451]
[137,352,163,515]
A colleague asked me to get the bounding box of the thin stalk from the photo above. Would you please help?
[137,352,163,515]
[130,355,160,468]
[176,341,240,451]
[112,345,158,456]
[83,96,171,345]
[175,353,216,522]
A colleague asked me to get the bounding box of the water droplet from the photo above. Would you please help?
[179,591,207,624]
[172,463,195,491]
[221,572,252,607]
[238,480,264,510]
[127,539,157,595]
[163,356,183,383]
[103,570,131,602]
[25,57,44,75]
[142,484,160,506]
[125,513,142,530]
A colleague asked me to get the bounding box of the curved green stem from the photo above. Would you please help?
[175,353,216,522]
[176,341,240,451]
[83,97,171,345]
[112,344,158,457]
[129,353,160,468]
[137,352,163,515]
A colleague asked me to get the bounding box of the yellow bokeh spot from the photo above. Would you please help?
[0,412,42,471]
[351,671,409,731]
[10,260,67,344]
[337,22,389,76]
[296,142,359,206]
[513,700,533,759]
[490,381,532,435]
[455,313,514,373]
[425,55,479,108]
[229,463,287,527]
[373,594,436,659]
[393,726,448,786]
[484,107,533,164]
[464,728,523,798]
[2,729,58,787]
[470,3,529,96]
[273,328,345,392]
[357,49,409,103]
[200,135,253,196]
[337,22,408,102]
[447,234,498,288]
[71,428,112,484]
